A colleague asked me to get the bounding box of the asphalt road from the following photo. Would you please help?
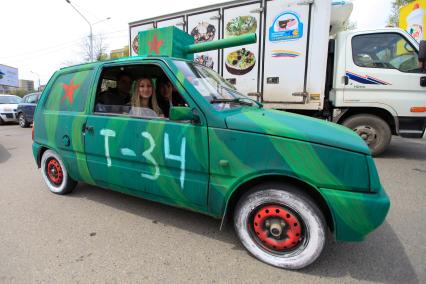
[0,125,425,283]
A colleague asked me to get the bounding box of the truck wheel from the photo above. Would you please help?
[234,184,326,270]
[18,113,29,128]
[41,150,77,195]
[343,114,391,156]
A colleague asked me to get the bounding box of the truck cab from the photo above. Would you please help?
[330,28,426,154]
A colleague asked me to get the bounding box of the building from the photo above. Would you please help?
[110,46,129,59]
[19,79,35,92]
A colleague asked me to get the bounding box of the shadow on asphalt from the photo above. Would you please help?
[69,184,417,281]
[0,144,11,164]
[379,139,426,161]
[70,183,243,248]
[302,222,418,283]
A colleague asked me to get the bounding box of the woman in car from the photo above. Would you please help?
[156,76,185,118]
[129,78,162,117]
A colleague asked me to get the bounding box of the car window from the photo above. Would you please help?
[44,69,94,112]
[22,96,28,103]
[27,95,37,104]
[352,33,420,73]
[94,64,188,120]
[0,96,21,104]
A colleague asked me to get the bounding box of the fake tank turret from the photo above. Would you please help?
[137,26,257,60]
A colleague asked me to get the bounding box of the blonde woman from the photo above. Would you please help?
[129,78,163,117]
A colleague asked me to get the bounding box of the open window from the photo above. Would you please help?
[94,64,188,119]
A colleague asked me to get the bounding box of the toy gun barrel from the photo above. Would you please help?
[184,33,257,54]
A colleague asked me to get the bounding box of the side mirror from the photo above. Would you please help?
[169,106,197,122]
[419,40,426,72]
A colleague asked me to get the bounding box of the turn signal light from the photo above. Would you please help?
[410,107,426,113]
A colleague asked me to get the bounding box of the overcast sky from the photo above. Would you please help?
[0,0,392,88]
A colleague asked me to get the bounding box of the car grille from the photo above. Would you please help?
[3,113,14,118]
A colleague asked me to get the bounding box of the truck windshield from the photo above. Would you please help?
[173,60,260,110]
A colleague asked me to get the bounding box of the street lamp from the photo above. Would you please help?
[65,0,110,62]
[30,71,40,91]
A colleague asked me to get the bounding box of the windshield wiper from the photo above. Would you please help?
[210,98,258,107]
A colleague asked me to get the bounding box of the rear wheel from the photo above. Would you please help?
[343,114,391,156]
[41,150,77,194]
[234,183,326,270]
[18,113,29,128]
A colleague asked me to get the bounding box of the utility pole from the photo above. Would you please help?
[30,71,40,91]
[64,0,111,62]
[65,0,93,61]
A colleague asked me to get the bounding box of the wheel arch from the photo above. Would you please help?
[337,107,398,135]
[36,146,49,168]
[221,174,335,233]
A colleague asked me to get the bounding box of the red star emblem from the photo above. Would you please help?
[62,80,80,105]
[148,35,164,54]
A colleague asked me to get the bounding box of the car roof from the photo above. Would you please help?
[58,56,192,73]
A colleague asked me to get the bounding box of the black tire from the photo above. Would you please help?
[0,117,4,125]
[41,150,77,195]
[234,183,326,270]
[343,114,391,156]
[18,113,29,128]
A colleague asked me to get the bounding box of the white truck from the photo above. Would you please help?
[129,0,426,155]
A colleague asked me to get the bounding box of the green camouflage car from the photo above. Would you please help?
[32,28,390,270]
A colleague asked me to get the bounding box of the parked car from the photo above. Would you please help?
[0,94,22,125]
[16,92,41,128]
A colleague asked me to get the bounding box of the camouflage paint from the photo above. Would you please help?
[33,28,390,242]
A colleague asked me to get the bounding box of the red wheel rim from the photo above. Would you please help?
[251,205,303,251]
[46,158,63,185]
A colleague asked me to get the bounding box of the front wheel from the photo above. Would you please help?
[234,184,326,270]
[342,114,391,156]
[41,150,77,195]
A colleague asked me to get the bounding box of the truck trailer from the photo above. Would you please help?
[129,0,426,155]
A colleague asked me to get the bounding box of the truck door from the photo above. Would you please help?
[222,2,262,96]
[130,23,154,56]
[345,32,426,138]
[187,10,221,72]
[262,0,311,103]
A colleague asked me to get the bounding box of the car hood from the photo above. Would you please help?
[0,103,18,111]
[225,108,370,154]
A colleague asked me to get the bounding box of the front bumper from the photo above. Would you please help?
[0,112,18,122]
[319,186,390,242]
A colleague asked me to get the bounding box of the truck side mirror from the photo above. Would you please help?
[169,106,198,122]
[419,40,426,72]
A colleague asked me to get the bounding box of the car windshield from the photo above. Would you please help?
[173,60,260,111]
[0,96,21,104]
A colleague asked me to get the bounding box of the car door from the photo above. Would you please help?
[344,32,426,136]
[26,94,38,121]
[84,62,210,207]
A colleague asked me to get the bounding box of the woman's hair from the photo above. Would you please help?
[156,76,171,113]
[131,78,162,115]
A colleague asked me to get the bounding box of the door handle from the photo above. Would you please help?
[343,75,349,85]
[420,76,426,87]
[83,124,94,134]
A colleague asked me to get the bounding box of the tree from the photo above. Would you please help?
[79,33,109,63]
[388,0,416,27]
